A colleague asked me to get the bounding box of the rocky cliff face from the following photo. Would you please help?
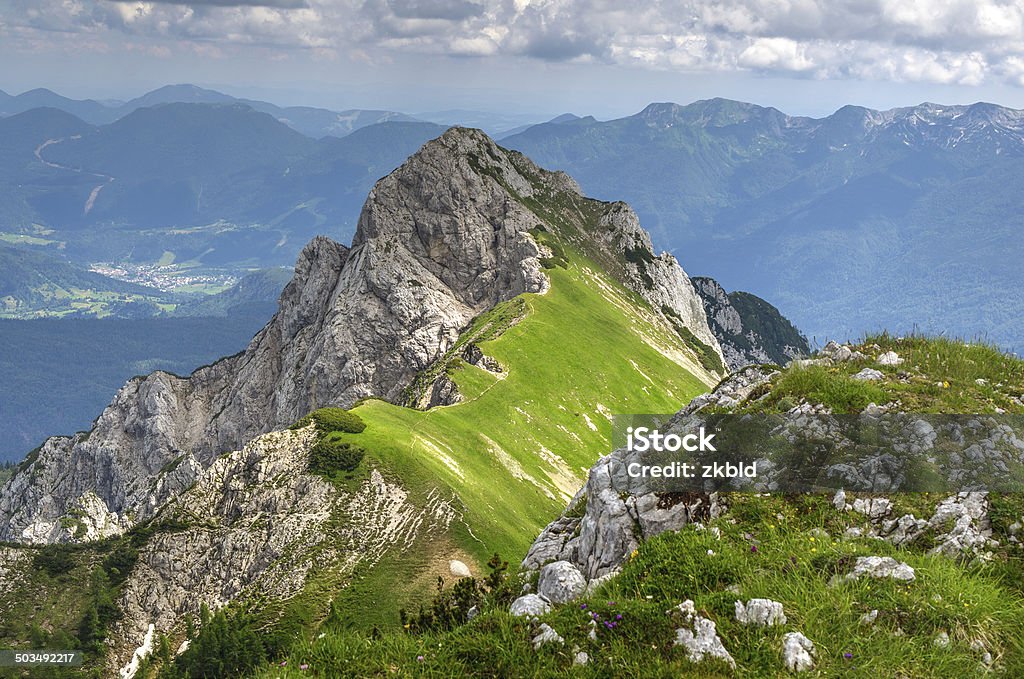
[104,424,458,676]
[691,277,808,370]
[0,127,721,544]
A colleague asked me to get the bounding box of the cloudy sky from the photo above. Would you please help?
[3,0,1024,118]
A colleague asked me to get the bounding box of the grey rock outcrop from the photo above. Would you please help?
[532,623,564,650]
[927,492,995,558]
[734,598,787,626]
[672,600,736,668]
[839,556,916,583]
[692,277,809,370]
[510,594,552,618]
[782,632,816,672]
[523,368,774,579]
[524,358,1024,583]
[0,127,722,544]
[537,560,587,604]
[104,424,457,673]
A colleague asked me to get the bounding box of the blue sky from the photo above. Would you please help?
[4,0,1024,118]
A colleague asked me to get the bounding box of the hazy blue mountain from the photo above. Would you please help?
[0,84,421,139]
[503,99,1024,351]
[0,87,120,124]
[121,83,421,138]
[122,83,237,108]
[413,108,551,136]
[495,112,584,139]
[46,102,316,184]
[0,104,447,272]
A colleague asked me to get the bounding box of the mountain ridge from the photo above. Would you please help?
[0,126,722,545]
[502,97,1024,351]
[0,84,421,139]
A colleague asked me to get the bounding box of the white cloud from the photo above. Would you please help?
[739,37,814,72]
[4,0,1024,88]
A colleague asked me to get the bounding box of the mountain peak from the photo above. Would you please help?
[0,125,726,549]
[639,99,780,129]
[548,113,581,124]
[127,84,236,108]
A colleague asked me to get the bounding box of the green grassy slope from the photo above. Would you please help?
[261,491,1024,678]
[255,336,1024,678]
[318,243,713,628]
[736,334,1024,416]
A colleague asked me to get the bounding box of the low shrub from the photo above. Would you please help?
[309,432,365,474]
[291,407,366,435]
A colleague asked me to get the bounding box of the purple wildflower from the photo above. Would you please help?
[300,664,309,671]
[417,655,425,662]
[616,613,622,620]
[751,545,758,553]
[844,653,853,660]
[580,603,587,610]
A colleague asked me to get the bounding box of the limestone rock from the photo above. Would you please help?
[782,632,816,672]
[734,598,787,626]
[880,514,929,546]
[537,560,586,604]
[532,623,564,650]
[851,498,893,522]
[841,556,916,583]
[510,594,552,618]
[673,600,735,668]
[928,492,995,558]
[878,351,904,366]
[852,368,885,381]
[449,560,472,578]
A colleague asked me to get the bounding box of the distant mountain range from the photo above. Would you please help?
[3,87,1024,350]
[502,99,1024,351]
[0,103,448,273]
[0,84,420,139]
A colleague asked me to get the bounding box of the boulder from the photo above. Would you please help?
[782,632,816,672]
[878,351,904,366]
[734,598,787,626]
[531,623,564,650]
[842,556,916,583]
[448,560,472,578]
[674,617,735,668]
[510,594,552,618]
[537,560,587,604]
[851,498,893,521]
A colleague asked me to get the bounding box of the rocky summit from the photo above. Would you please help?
[0,128,726,546]
[0,127,750,675]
